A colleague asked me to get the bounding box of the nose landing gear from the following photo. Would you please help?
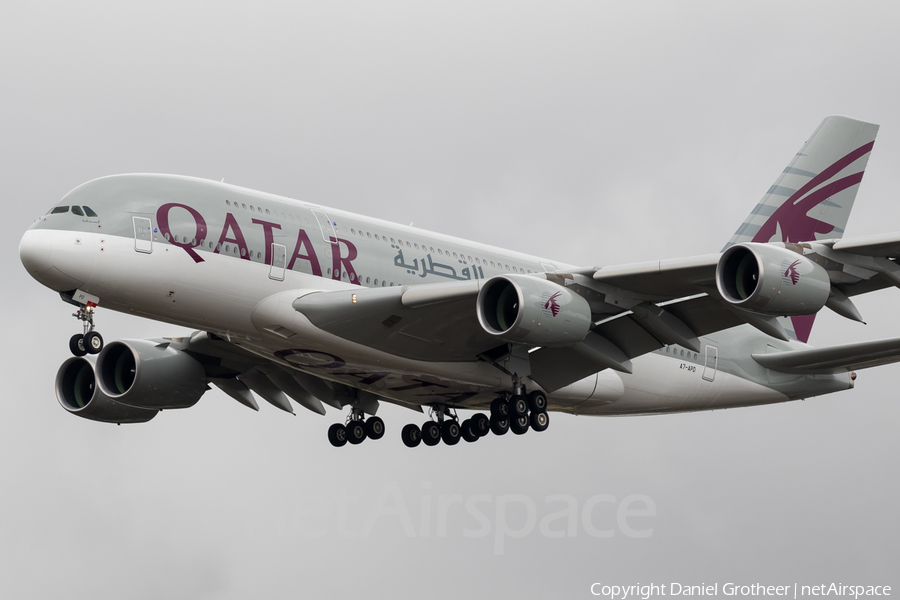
[69,302,103,357]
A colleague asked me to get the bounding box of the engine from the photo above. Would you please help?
[476,275,592,346]
[716,242,831,316]
[95,340,209,410]
[55,357,159,423]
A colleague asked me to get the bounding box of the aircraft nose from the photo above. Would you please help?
[19,229,85,291]
[19,229,52,278]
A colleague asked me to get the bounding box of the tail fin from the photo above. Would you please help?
[725,116,879,342]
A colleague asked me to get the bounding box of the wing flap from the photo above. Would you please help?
[752,337,900,374]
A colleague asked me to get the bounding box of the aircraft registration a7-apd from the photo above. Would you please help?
[19,116,900,448]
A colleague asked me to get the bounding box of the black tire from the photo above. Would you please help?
[471,413,490,437]
[346,421,367,445]
[527,390,548,413]
[401,423,421,448]
[490,397,511,418]
[461,419,479,443]
[83,331,104,354]
[421,422,441,446]
[530,410,550,432]
[511,395,529,417]
[441,420,461,445]
[490,414,510,436]
[327,423,348,447]
[365,416,385,440]
[511,414,530,435]
[69,334,87,357]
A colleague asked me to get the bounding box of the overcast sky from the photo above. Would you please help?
[2,2,899,598]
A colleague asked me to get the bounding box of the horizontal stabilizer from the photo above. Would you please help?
[752,337,900,374]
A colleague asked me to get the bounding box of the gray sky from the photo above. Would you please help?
[2,2,898,598]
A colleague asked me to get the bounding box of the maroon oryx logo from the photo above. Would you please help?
[543,292,562,316]
[784,260,801,285]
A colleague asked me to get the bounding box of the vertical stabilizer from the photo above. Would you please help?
[724,116,879,342]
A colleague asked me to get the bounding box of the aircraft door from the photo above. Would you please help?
[269,243,286,281]
[702,345,718,381]
[133,217,153,253]
[311,209,338,244]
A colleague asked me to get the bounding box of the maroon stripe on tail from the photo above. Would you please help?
[753,172,865,243]
[791,315,816,343]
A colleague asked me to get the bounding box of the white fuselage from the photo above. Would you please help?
[19,174,852,417]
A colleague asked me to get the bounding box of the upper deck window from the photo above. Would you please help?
[50,206,69,214]
[71,206,84,216]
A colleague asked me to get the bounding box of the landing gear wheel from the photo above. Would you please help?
[510,395,529,417]
[421,422,441,446]
[346,421,367,445]
[462,419,479,443]
[441,420,461,445]
[471,413,490,437]
[83,331,104,354]
[511,414,530,435]
[530,411,550,432]
[328,423,348,447]
[69,334,87,357]
[401,424,422,448]
[490,397,511,418]
[527,390,548,413]
[490,414,510,436]
[365,416,385,440]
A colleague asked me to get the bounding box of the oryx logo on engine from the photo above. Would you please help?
[542,291,562,317]
[783,259,801,285]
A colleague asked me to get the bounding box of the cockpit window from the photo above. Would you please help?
[83,206,98,217]
[71,206,84,216]
[50,206,69,214]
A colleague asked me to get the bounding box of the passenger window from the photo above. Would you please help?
[83,206,98,217]
[50,206,69,214]
[71,206,84,216]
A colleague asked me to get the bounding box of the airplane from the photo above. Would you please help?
[19,115,900,448]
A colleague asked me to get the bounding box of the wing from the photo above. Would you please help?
[752,337,900,374]
[286,232,900,393]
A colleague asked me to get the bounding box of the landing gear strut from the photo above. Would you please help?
[69,303,103,356]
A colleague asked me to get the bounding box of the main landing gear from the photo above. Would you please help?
[400,390,549,448]
[327,406,385,448]
[400,406,490,448]
[69,304,104,357]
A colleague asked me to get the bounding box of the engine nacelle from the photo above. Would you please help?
[96,340,209,410]
[716,242,831,316]
[476,275,592,346]
[56,357,158,424]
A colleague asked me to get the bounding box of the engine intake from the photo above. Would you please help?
[476,275,592,346]
[55,357,158,423]
[716,243,830,316]
[96,340,209,409]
